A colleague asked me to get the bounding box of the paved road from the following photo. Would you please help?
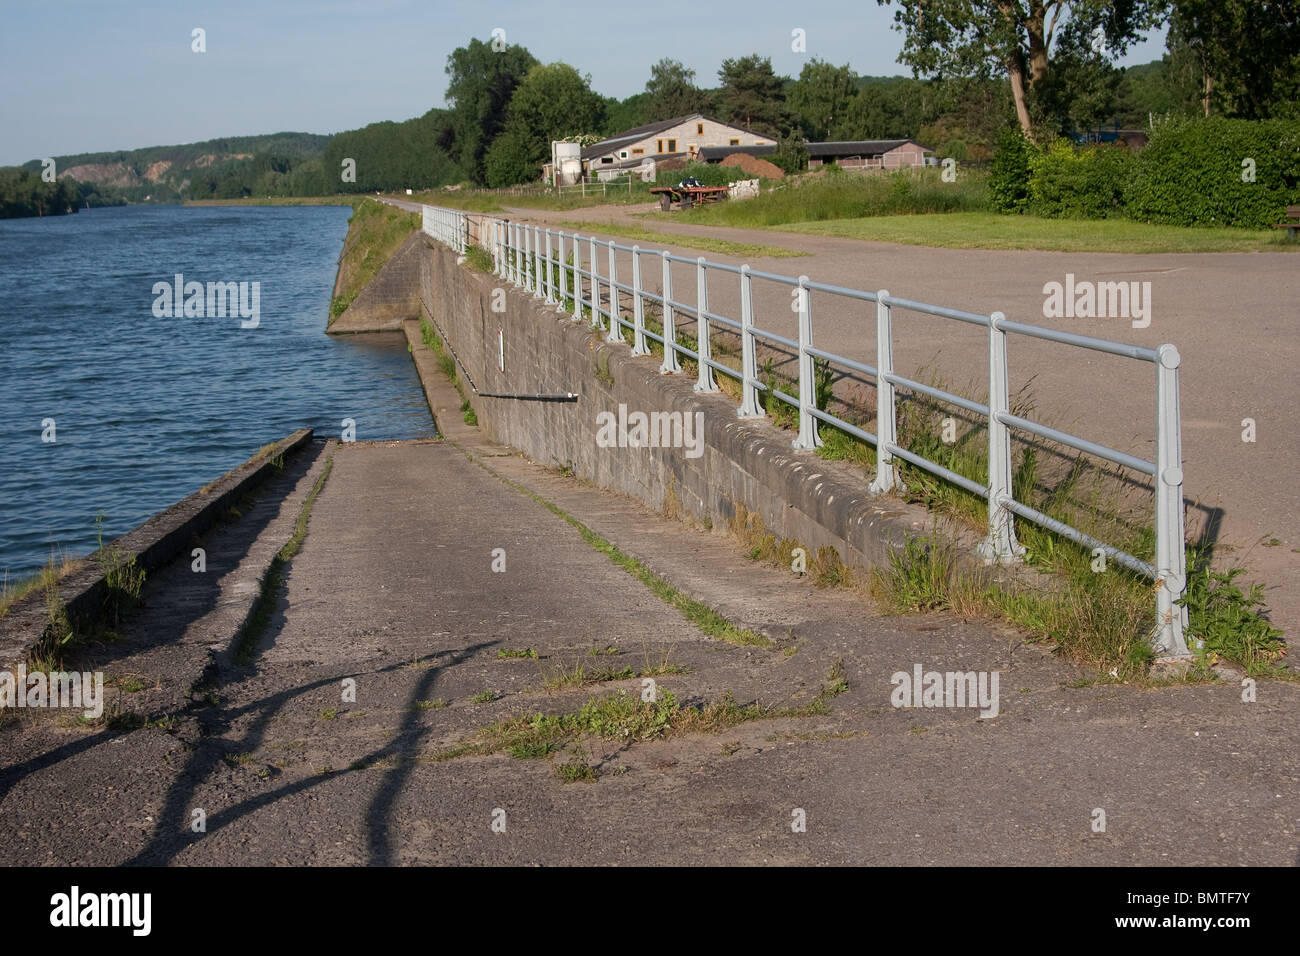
[2,404,1296,864]
[493,202,1299,636]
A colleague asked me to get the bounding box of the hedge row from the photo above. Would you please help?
[990,118,1300,229]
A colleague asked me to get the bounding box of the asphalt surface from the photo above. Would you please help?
[1,408,1296,864]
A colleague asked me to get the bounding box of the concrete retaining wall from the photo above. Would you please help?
[418,242,960,576]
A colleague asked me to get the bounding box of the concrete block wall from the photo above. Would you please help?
[329,230,425,333]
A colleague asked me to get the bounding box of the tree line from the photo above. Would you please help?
[5,1,1292,211]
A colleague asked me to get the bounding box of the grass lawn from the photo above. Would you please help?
[771,211,1295,254]
[402,189,660,215]
[556,220,806,259]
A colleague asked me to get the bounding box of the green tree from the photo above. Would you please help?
[602,92,651,135]
[484,62,605,187]
[1167,0,1300,118]
[770,129,809,174]
[445,38,538,184]
[644,58,710,121]
[876,0,1166,136]
[717,54,787,134]
[789,60,857,141]
[1030,18,1125,134]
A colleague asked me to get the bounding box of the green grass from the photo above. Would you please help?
[666,167,988,229]
[498,647,538,659]
[554,757,599,782]
[778,211,1291,254]
[329,199,420,324]
[23,516,148,672]
[0,552,82,622]
[233,455,333,665]
[634,166,1291,253]
[463,243,495,273]
[410,698,448,711]
[420,315,478,427]
[539,659,636,690]
[431,659,852,766]
[470,691,497,704]
[556,220,806,259]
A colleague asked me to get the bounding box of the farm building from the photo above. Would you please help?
[579,114,774,181]
[698,139,933,170]
[805,140,930,169]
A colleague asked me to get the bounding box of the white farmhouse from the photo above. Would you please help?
[580,114,774,181]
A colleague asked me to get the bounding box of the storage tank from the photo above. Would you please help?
[552,141,582,186]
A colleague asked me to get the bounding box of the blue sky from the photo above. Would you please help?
[0,0,1170,165]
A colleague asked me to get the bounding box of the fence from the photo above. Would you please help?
[422,205,467,253]
[421,205,1194,660]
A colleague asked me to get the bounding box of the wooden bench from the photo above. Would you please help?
[1273,205,1300,239]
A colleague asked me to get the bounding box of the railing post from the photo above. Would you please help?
[555,232,567,313]
[533,226,544,299]
[631,247,650,355]
[869,290,903,493]
[606,241,622,343]
[693,257,718,392]
[1154,344,1193,659]
[523,224,531,290]
[572,234,584,320]
[544,230,555,304]
[791,275,821,449]
[738,264,763,418]
[588,236,601,329]
[659,251,680,374]
[512,223,521,286]
[978,311,1024,565]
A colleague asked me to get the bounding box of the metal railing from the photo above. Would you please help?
[422,205,468,254]
[422,205,1193,660]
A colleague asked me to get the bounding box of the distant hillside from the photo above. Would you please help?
[11,132,331,204]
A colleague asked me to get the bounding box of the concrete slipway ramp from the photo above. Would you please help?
[0,325,1295,866]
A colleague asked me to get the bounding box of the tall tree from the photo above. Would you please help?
[1167,0,1300,118]
[789,60,857,141]
[644,58,710,121]
[445,37,538,184]
[483,62,605,187]
[717,54,787,134]
[876,0,1166,136]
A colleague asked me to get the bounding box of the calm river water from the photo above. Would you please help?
[0,204,434,582]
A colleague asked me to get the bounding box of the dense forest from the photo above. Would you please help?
[3,0,1295,212]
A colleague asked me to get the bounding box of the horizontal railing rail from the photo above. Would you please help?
[420,205,1194,660]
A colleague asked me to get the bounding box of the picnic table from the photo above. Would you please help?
[650,185,730,211]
